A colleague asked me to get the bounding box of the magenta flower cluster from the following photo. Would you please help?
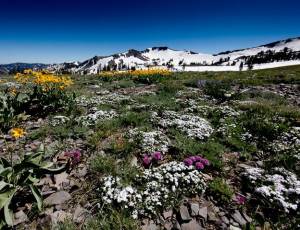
[142,151,163,167]
[235,193,246,205]
[183,155,210,170]
[65,149,81,164]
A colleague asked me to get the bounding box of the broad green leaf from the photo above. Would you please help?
[0,181,10,191]
[2,188,16,226]
[0,188,16,210]
[29,185,42,211]
[0,158,11,168]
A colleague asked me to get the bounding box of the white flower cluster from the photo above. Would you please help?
[49,115,70,126]
[99,161,206,218]
[76,93,132,107]
[1,82,22,88]
[216,122,238,138]
[101,176,142,219]
[128,128,169,154]
[76,108,117,126]
[185,104,241,118]
[152,111,213,139]
[269,127,300,159]
[244,166,300,212]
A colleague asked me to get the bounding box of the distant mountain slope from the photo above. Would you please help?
[47,37,300,74]
[0,63,49,74]
[2,37,300,74]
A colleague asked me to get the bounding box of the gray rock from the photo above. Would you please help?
[77,166,88,177]
[73,205,88,223]
[232,210,247,226]
[181,219,203,230]
[190,202,200,217]
[180,205,192,221]
[163,210,173,220]
[198,206,208,220]
[50,210,72,225]
[229,225,241,230]
[13,210,28,225]
[141,220,159,230]
[242,212,252,223]
[219,211,226,217]
[221,216,229,224]
[44,191,71,206]
[208,211,217,222]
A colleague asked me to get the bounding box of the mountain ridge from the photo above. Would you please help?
[1,37,300,74]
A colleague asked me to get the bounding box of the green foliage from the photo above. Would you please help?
[209,178,234,204]
[171,130,223,168]
[0,90,30,131]
[0,144,68,227]
[203,80,232,101]
[91,155,141,185]
[85,208,139,230]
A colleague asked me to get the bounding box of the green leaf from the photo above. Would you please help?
[0,158,11,168]
[0,188,16,226]
[4,202,13,226]
[0,188,16,210]
[29,185,42,211]
[0,181,10,191]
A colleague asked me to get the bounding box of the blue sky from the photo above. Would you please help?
[0,0,299,64]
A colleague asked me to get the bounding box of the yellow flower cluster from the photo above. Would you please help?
[131,69,171,77]
[98,68,171,78]
[15,70,73,91]
[10,127,26,139]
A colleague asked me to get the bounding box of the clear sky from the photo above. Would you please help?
[0,0,299,64]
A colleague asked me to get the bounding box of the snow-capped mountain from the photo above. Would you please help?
[47,36,300,74]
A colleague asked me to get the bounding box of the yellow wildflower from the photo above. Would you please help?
[10,128,26,139]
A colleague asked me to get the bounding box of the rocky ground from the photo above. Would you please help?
[0,67,299,229]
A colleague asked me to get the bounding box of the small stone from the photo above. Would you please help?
[221,216,229,224]
[54,172,70,189]
[180,205,192,221]
[13,210,28,225]
[44,191,71,206]
[219,211,226,217]
[220,223,228,229]
[232,210,247,226]
[141,220,159,230]
[163,210,173,220]
[208,211,217,222]
[73,205,88,223]
[181,219,203,230]
[50,210,72,225]
[242,212,252,223]
[198,206,208,220]
[237,163,250,169]
[173,221,181,230]
[229,225,241,230]
[190,203,200,217]
[256,161,263,167]
[77,166,88,177]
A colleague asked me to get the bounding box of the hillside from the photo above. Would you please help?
[47,37,300,74]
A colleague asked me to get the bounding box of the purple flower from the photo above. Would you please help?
[65,149,81,164]
[142,155,151,167]
[189,156,197,163]
[195,162,204,170]
[235,193,246,205]
[201,158,210,166]
[183,158,193,166]
[152,152,163,161]
[194,156,203,162]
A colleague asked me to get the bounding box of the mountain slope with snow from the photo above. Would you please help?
[47,37,300,74]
